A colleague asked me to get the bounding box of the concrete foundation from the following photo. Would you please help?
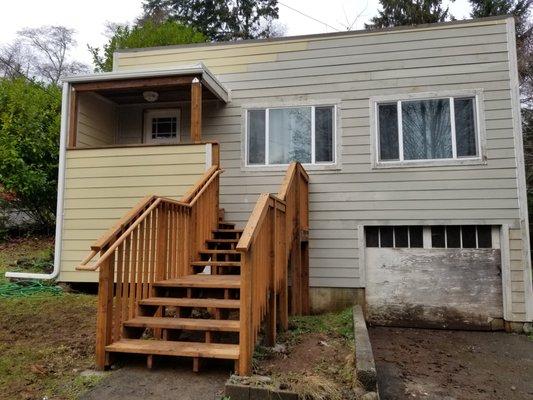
[309,287,365,314]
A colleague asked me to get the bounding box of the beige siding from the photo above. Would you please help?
[508,228,528,320]
[76,93,116,147]
[114,19,531,320]
[59,144,208,282]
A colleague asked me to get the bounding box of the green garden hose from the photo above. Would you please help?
[0,281,62,297]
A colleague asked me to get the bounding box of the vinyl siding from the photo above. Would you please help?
[114,18,530,320]
[76,93,116,148]
[59,144,208,282]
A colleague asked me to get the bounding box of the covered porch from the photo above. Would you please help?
[66,64,230,149]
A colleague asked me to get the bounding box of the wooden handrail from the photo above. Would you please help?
[181,165,218,203]
[90,195,157,251]
[77,198,163,271]
[236,162,309,375]
[76,165,221,369]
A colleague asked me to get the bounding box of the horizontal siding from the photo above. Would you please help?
[76,93,116,148]
[59,145,207,282]
[114,19,527,308]
[508,228,527,320]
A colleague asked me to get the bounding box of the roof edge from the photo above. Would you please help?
[63,63,230,103]
[115,15,511,55]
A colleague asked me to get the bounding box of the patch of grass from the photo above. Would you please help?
[283,307,354,345]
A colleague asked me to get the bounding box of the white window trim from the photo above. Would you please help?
[369,89,487,169]
[143,108,181,144]
[241,99,342,172]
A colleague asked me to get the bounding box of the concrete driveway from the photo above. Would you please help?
[369,326,533,400]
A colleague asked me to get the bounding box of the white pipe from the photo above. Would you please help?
[5,82,70,280]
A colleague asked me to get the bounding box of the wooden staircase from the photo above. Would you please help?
[105,219,244,371]
[77,163,309,375]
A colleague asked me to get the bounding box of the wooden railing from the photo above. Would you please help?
[77,166,221,369]
[236,162,309,375]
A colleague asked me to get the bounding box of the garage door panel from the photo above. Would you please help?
[366,248,503,329]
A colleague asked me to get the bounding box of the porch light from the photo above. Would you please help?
[143,90,159,102]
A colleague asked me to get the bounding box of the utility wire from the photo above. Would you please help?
[278,1,341,32]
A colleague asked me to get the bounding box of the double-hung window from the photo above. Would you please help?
[246,105,336,166]
[374,92,482,165]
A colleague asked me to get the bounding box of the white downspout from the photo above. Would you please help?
[5,82,70,280]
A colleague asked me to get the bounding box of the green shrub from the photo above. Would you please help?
[0,78,61,230]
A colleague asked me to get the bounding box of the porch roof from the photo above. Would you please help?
[63,63,230,103]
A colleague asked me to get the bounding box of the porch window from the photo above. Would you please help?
[376,96,480,164]
[144,109,181,144]
[246,106,335,166]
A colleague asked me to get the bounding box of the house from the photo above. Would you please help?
[51,16,532,373]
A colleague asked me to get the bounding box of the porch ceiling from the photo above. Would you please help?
[64,63,230,103]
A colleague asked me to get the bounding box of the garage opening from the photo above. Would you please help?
[364,225,503,330]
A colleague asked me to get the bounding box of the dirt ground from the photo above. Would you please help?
[254,332,356,400]
[369,326,533,400]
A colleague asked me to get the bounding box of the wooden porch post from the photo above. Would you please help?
[95,246,114,370]
[68,87,78,147]
[191,78,202,143]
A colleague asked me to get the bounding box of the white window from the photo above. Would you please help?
[246,105,335,166]
[373,93,482,165]
[144,109,181,144]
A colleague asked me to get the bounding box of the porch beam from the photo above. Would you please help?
[68,87,78,148]
[191,78,202,143]
[71,75,196,92]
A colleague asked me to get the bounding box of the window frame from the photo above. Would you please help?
[242,101,341,171]
[370,90,486,169]
[143,108,181,144]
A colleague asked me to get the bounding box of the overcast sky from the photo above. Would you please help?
[0,0,472,68]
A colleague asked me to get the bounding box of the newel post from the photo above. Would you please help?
[191,77,202,143]
[238,251,253,375]
[156,203,168,281]
[265,204,277,346]
[95,246,114,370]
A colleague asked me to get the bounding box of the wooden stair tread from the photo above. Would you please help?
[154,274,241,289]
[206,239,239,243]
[124,316,240,331]
[213,229,243,233]
[200,250,240,254]
[106,339,240,360]
[139,297,240,308]
[191,261,241,267]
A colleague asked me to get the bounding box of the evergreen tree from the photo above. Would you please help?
[141,0,280,41]
[365,0,454,29]
[469,0,533,233]
[89,20,205,72]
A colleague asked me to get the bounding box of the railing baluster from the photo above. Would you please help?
[114,243,124,341]
[122,236,131,328]
[137,219,145,304]
[129,226,138,320]
[142,213,151,298]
